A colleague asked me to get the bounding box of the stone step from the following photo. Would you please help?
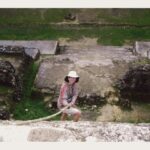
[0,40,59,55]
[135,41,150,59]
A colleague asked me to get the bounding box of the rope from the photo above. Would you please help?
[14,105,69,125]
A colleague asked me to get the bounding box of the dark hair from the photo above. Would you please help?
[64,76,79,83]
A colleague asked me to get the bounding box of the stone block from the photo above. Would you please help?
[0,40,59,55]
[28,127,76,142]
[135,41,150,59]
[24,48,40,60]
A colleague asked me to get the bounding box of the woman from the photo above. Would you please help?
[57,71,81,122]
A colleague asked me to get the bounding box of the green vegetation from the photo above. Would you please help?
[22,62,39,99]
[0,9,150,25]
[13,98,49,120]
[0,9,150,46]
[0,9,72,24]
[13,62,57,120]
[0,25,150,46]
[97,9,150,25]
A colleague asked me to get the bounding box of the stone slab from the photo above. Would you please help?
[24,48,40,60]
[135,41,150,59]
[0,40,58,55]
[0,121,150,142]
[34,45,138,98]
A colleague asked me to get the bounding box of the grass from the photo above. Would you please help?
[22,62,39,99]
[1,9,150,46]
[0,9,72,24]
[97,9,150,25]
[0,9,150,46]
[13,61,57,120]
[0,9,150,25]
[0,25,150,46]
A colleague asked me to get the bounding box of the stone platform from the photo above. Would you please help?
[0,121,149,142]
[0,40,59,55]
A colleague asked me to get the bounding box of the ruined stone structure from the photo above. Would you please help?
[116,64,150,103]
[0,40,59,120]
[34,40,150,122]
[0,40,150,122]
[0,45,39,119]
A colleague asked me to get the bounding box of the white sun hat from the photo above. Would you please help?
[67,71,79,78]
[64,71,80,82]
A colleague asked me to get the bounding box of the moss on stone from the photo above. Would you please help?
[13,61,52,120]
[132,58,150,66]
[0,85,13,94]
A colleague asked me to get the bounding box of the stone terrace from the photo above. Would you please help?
[0,40,59,55]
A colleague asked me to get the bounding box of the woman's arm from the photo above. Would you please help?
[60,83,69,106]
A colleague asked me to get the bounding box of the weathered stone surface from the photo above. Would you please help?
[0,40,149,123]
[115,64,150,103]
[0,45,36,120]
[0,45,24,74]
[0,60,16,86]
[35,45,138,104]
[0,88,13,120]
[0,45,24,54]
[28,127,76,142]
[0,109,10,120]
[24,48,40,60]
[0,121,149,142]
[135,41,150,59]
[96,103,150,122]
[0,40,59,55]
[0,60,22,105]
[0,50,31,102]
[0,45,40,60]
[34,41,150,122]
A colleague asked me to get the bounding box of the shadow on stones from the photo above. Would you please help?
[115,63,150,110]
[0,45,35,120]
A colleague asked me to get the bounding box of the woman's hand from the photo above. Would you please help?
[62,100,69,106]
[68,103,75,107]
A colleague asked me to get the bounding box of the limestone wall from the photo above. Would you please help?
[0,121,149,142]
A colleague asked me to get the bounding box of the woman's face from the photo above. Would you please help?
[68,77,76,84]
